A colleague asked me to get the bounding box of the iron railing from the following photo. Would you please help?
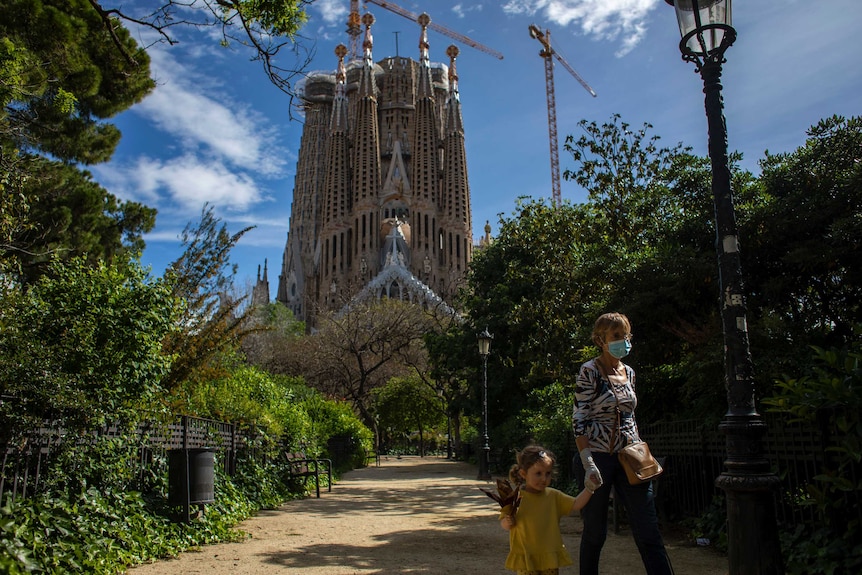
[0,415,270,503]
[643,413,861,529]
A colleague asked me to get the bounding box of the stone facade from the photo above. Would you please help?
[272,16,473,328]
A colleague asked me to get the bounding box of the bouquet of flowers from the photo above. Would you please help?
[480,478,521,518]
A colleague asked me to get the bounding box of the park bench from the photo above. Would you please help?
[365,447,381,467]
[283,452,332,498]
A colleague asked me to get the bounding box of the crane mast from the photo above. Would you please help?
[528,24,596,208]
[347,0,362,60]
[363,0,504,60]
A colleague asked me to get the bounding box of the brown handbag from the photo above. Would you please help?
[618,441,663,485]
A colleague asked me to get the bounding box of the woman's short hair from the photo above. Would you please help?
[591,312,631,347]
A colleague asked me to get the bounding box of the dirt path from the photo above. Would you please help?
[128,456,727,574]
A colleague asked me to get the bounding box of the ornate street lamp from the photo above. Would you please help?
[665,1,783,573]
[477,327,493,481]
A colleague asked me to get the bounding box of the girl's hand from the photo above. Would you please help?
[500,515,515,531]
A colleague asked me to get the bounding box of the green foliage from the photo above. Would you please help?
[780,522,862,575]
[465,198,594,440]
[178,358,306,437]
[763,335,862,571]
[228,0,308,37]
[0,0,158,283]
[0,393,367,573]
[520,382,577,481]
[0,453,288,574]
[745,115,862,344]
[688,495,728,553]
[372,376,445,455]
[0,256,178,436]
[4,158,156,285]
[0,0,154,163]
[290,384,373,468]
[162,204,256,395]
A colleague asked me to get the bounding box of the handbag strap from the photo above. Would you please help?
[596,359,623,453]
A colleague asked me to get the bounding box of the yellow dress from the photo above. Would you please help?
[504,487,576,572]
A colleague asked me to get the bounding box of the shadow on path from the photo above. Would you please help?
[128,455,728,574]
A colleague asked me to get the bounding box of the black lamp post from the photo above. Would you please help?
[477,327,493,481]
[665,1,783,573]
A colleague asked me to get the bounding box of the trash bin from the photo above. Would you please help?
[168,448,215,506]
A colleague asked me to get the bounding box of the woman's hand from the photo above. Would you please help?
[500,515,515,531]
[579,448,604,491]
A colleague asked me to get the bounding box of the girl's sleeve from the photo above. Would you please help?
[556,489,578,517]
[572,363,596,437]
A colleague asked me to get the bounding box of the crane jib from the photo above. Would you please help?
[363,0,504,60]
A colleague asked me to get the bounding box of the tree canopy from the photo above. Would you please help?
[0,256,178,438]
[461,113,862,454]
[0,0,313,284]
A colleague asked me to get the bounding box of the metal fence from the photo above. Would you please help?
[5,412,859,530]
[643,413,861,528]
[0,415,265,503]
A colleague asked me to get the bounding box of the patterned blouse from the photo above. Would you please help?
[572,358,641,454]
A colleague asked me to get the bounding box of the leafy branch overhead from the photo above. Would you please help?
[87,0,314,104]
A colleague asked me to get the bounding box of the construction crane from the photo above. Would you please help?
[347,0,363,60]
[528,24,596,208]
[356,0,504,60]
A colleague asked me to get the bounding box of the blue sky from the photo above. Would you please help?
[92,0,862,300]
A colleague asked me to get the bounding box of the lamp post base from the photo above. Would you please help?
[477,442,491,480]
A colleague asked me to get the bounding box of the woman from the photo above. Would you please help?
[572,312,673,575]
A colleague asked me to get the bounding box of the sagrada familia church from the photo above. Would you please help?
[251,11,491,328]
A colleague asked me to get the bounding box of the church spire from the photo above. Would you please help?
[416,13,433,98]
[358,13,376,98]
[331,44,349,134]
[322,43,352,229]
[445,45,464,134]
[441,45,471,273]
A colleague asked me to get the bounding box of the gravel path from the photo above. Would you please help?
[127,455,727,574]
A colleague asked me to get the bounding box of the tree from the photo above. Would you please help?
[372,376,445,456]
[296,298,432,435]
[0,0,155,165]
[562,115,764,421]
[1,0,156,280]
[1,0,313,282]
[463,198,593,451]
[762,336,862,575]
[419,316,473,457]
[0,255,178,439]
[241,302,305,373]
[744,115,862,345]
[3,159,156,286]
[161,204,257,396]
[463,114,756,442]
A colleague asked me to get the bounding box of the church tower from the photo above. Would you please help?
[276,12,474,327]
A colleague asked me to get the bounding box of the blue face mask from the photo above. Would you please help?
[608,339,632,359]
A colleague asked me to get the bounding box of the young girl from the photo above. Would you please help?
[500,445,594,574]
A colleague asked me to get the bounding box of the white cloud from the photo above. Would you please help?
[96,155,268,213]
[503,0,658,56]
[158,157,265,211]
[452,4,483,19]
[139,50,286,176]
[313,0,348,26]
